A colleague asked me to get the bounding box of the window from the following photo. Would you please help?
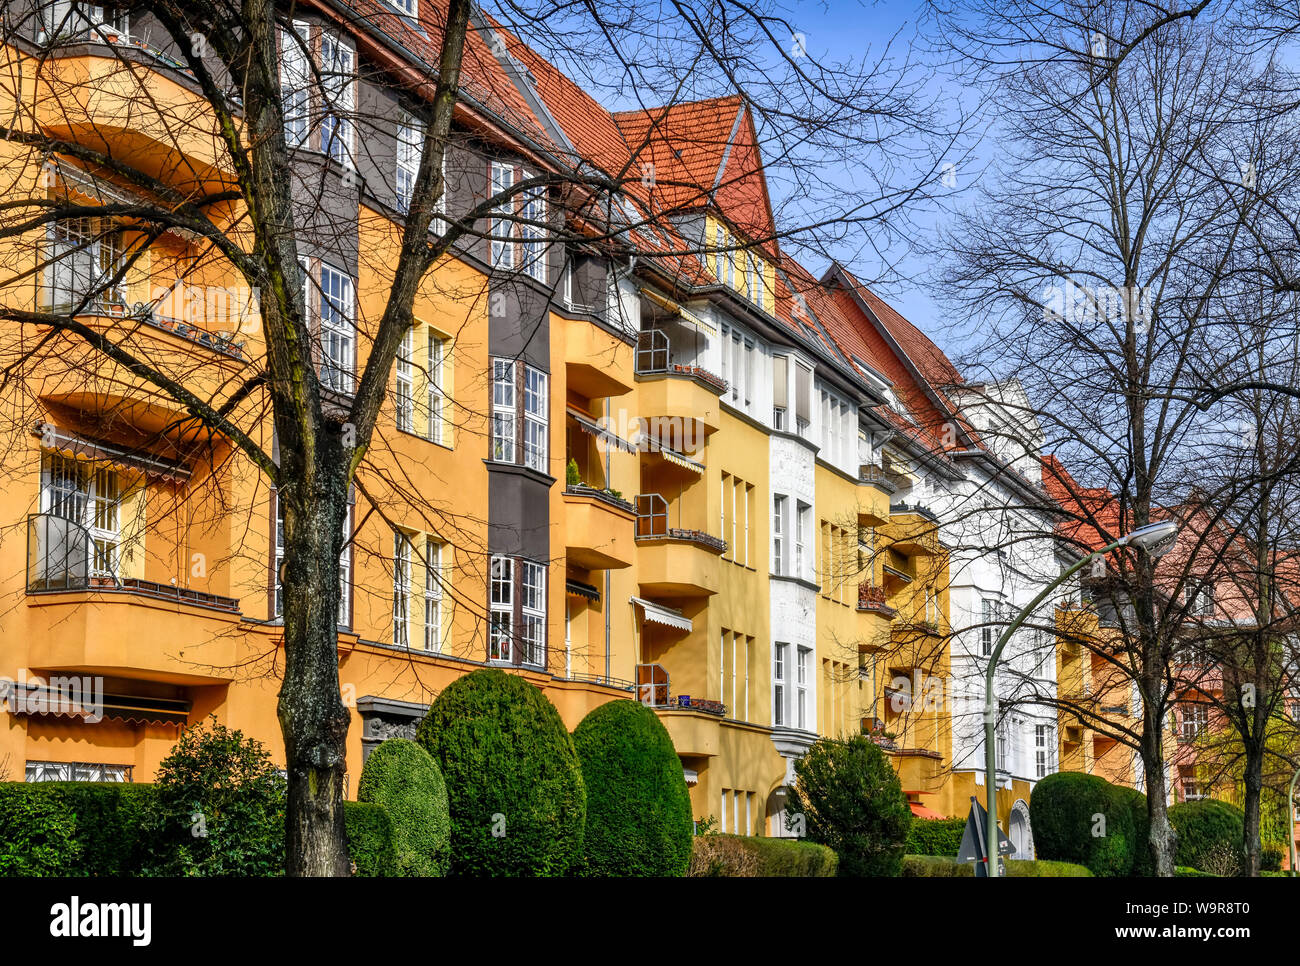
[490,162,516,268]
[714,224,725,281]
[1189,584,1214,617]
[395,327,414,432]
[40,454,120,581]
[796,646,810,729]
[43,217,124,309]
[1182,780,1204,802]
[395,111,422,213]
[280,21,311,147]
[1182,704,1209,742]
[520,184,547,282]
[426,331,445,444]
[795,502,809,580]
[393,531,412,647]
[772,495,786,575]
[491,359,516,462]
[981,598,999,656]
[561,259,573,308]
[318,263,355,394]
[1035,724,1055,779]
[41,3,129,41]
[772,354,788,429]
[386,0,416,16]
[995,718,1009,772]
[523,366,548,471]
[274,493,351,627]
[424,538,442,652]
[26,760,130,782]
[795,361,812,436]
[319,31,355,166]
[489,555,513,662]
[488,554,546,666]
[774,642,788,727]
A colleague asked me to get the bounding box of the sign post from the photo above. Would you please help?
[957,795,1014,877]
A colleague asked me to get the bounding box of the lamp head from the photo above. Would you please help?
[1122,520,1178,558]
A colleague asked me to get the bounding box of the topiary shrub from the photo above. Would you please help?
[0,784,82,876]
[905,816,965,857]
[137,716,286,876]
[1111,785,1152,876]
[747,836,839,876]
[785,736,912,877]
[1006,858,1093,877]
[357,738,450,876]
[344,801,398,876]
[572,700,693,877]
[1029,771,1135,876]
[1169,799,1245,876]
[417,668,585,876]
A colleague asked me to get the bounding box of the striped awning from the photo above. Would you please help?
[656,447,704,474]
[34,422,191,482]
[640,289,716,335]
[567,409,636,453]
[683,767,699,785]
[565,579,600,601]
[6,687,190,727]
[630,596,692,632]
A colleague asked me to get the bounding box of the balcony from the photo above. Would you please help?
[857,582,897,617]
[885,505,942,557]
[634,331,725,438]
[565,318,634,399]
[563,485,635,570]
[633,494,725,596]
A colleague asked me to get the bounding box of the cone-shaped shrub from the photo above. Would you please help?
[357,738,450,876]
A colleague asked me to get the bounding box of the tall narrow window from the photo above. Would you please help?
[714,224,726,281]
[520,182,547,282]
[280,21,311,147]
[795,362,812,436]
[39,454,120,582]
[523,366,548,471]
[395,111,422,213]
[520,560,546,665]
[774,642,788,727]
[320,32,355,166]
[426,331,445,444]
[395,327,414,432]
[424,538,442,652]
[772,354,788,429]
[489,555,513,661]
[491,359,516,462]
[490,162,516,268]
[318,263,355,394]
[796,646,810,729]
[393,531,412,647]
[795,502,808,579]
[772,495,786,575]
[981,598,998,656]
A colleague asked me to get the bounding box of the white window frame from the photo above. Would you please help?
[395,111,422,214]
[395,326,414,432]
[426,330,445,445]
[489,554,514,662]
[796,646,809,729]
[772,495,786,575]
[319,30,355,167]
[520,181,547,283]
[491,358,516,462]
[273,493,351,627]
[424,538,442,652]
[520,560,546,666]
[318,262,355,394]
[280,21,312,148]
[393,530,412,647]
[385,0,417,17]
[523,365,548,471]
[490,161,516,269]
[40,453,121,580]
[795,502,809,580]
[774,642,788,727]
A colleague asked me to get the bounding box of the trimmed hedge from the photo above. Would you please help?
[344,801,398,877]
[905,817,965,857]
[786,736,912,877]
[357,738,450,876]
[417,668,586,876]
[572,700,693,877]
[1030,771,1136,876]
[1112,785,1153,876]
[688,835,838,876]
[1169,799,1245,876]
[901,854,1092,877]
[0,782,155,876]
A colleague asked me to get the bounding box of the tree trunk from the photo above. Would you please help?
[1142,703,1177,876]
[1242,739,1264,876]
[277,473,352,876]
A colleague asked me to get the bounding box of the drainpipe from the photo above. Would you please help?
[604,396,612,681]
[1290,765,1299,878]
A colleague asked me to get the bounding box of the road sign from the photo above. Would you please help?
[957,796,1014,876]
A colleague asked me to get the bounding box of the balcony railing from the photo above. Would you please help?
[891,501,941,524]
[858,464,898,493]
[26,513,239,612]
[564,483,635,514]
[857,581,896,615]
[634,330,727,393]
[634,494,728,553]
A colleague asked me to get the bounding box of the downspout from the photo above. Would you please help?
[604,396,612,680]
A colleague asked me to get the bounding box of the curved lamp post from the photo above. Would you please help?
[984,519,1178,877]
[1289,765,1299,878]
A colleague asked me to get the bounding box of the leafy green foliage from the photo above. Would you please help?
[904,817,965,857]
[1029,771,1136,876]
[344,801,398,876]
[566,458,581,486]
[357,739,450,876]
[572,700,692,876]
[1111,785,1152,876]
[901,854,1092,877]
[0,784,81,875]
[1006,858,1093,877]
[417,668,585,876]
[1169,799,1245,876]
[785,736,912,877]
[138,716,285,876]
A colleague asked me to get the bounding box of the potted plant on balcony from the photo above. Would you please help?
[566,458,581,487]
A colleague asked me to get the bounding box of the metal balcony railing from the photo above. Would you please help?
[634,494,728,553]
[634,329,727,392]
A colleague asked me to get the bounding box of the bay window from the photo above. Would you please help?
[520,185,547,282]
[490,357,549,471]
[395,112,421,213]
[490,161,516,268]
[43,217,124,310]
[319,31,355,166]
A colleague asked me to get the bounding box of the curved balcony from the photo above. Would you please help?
[634,494,725,597]
[563,485,636,570]
[634,331,725,438]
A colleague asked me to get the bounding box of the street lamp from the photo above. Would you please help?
[983,519,1178,877]
[1289,765,1299,878]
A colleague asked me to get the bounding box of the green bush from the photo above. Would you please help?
[1169,799,1245,876]
[785,736,912,877]
[901,854,973,877]
[1175,865,1215,877]
[0,784,82,875]
[357,739,450,876]
[1006,858,1093,877]
[905,817,965,857]
[687,835,838,876]
[0,782,160,876]
[137,716,286,876]
[1112,785,1153,876]
[1260,845,1284,873]
[572,700,693,876]
[1029,772,1135,876]
[344,801,398,876]
[417,668,585,876]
